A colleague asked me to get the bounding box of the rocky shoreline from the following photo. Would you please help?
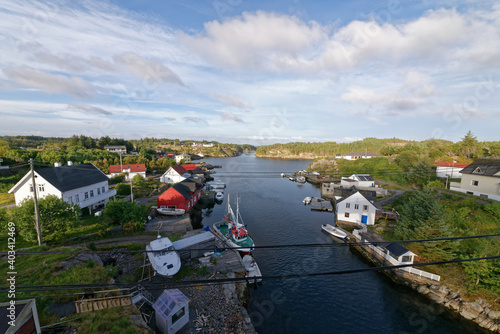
[345,232,500,332]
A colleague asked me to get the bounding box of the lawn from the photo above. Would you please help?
[0,193,14,206]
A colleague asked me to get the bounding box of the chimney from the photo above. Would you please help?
[54,162,61,167]
[67,161,73,166]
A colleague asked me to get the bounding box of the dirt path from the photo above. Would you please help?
[375,190,405,209]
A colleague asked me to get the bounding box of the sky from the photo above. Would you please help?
[0,0,499,145]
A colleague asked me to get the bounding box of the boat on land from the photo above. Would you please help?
[157,206,185,216]
[321,224,348,240]
[303,197,312,205]
[146,236,181,277]
[213,197,255,255]
[243,255,262,283]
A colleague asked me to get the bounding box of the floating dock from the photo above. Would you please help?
[310,198,333,212]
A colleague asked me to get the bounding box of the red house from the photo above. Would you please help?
[157,179,201,213]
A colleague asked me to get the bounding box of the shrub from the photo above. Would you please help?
[115,183,131,196]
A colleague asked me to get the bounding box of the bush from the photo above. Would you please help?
[427,180,444,188]
[109,173,126,185]
[115,183,131,196]
[103,200,146,230]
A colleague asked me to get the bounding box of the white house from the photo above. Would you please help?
[384,242,417,265]
[153,289,190,334]
[8,162,116,213]
[336,191,377,225]
[160,165,190,184]
[340,174,375,188]
[435,162,469,179]
[336,151,381,160]
[450,158,500,201]
[175,153,192,164]
[104,145,127,154]
[109,164,147,180]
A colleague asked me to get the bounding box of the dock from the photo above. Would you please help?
[172,231,216,260]
[310,198,333,212]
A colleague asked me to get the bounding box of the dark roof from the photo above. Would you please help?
[172,183,192,199]
[385,242,411,257]
[170,165,188,175]
[36,163,108,192]
[334,186,376,202]
[460,158,500,177]
[179,179,196,192]
[190,167,205,175]
[355,174,374,181]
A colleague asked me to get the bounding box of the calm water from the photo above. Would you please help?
[197,153,481,334]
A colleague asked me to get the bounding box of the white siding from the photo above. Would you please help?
[336,192,377,225]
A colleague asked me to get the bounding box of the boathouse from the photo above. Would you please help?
[157,180,201,213]
[384,242,417,265]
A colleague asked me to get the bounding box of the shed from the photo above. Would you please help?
[153,289,190,334]
[384,242,417,264]
[0,299,41,334]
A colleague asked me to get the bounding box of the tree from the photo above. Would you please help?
[103,200,146,231]
[459,130,479,158]
[395,150,420,171]
[115,183,131,196]
[11,195,78,243]
[407,160,432,187]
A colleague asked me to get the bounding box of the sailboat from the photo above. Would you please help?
[213,196,255,255]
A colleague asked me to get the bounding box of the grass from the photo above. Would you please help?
[0,231,36,251]
[0,193,14,206]
[68,306,151,333]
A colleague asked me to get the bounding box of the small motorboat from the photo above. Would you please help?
[243,255,262,283]
[296,176,306,183]
[157,206,185,216]
[321,224,348,240]
[303,197,312,205]
[215,191,224,201]
[146,236,181,277]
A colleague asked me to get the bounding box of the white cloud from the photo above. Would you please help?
[219,111,244,123]
[3,67,97,98]
[209,92,253,109]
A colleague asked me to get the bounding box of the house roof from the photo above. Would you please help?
[189,167,205,175]
[436,162,469,168]
[179,179,197,192]
[353,174,374,181]
[171,183,192,199]
[334,186,377,203]
[153,289,190,319]
[343,151,381,157]
[181,164,198,171]
[10,163,108,194]
[109,164,146,173]
[169,165,188,175]
[385,242,415,257]
[459,158,500,177]
[104,145,126,149]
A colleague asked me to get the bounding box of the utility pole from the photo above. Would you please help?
[120,153,123,172]
[30,158,43,246]
[130,178,134,203]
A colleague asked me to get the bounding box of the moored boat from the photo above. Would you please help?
[321,224,348,240]
[243,255,262,283]
[215,191,224,201]
[303,196,312,205]
[146,236,181,277]
[157,206,185,216]
[296,176,306,183]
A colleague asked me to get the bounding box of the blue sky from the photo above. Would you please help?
[1,0,499,145]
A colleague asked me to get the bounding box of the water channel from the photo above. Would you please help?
[196,153,483,334]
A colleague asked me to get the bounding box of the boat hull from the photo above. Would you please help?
[146,237,181,277]
[321,224,347,240]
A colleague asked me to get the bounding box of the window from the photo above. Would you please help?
[90,190,94,197]
[85,192,89,199]
[363,205,368,211]
[345,212,350,218]
[102,186,105,193]
[97,188,101,195]
[480,194,488,198]
[472,167,484,174]
[29,184,33,192]
[345,203,350,208]
[172,307,185,324]
[472,180,479,186]
[68,196,72,204]
[402,256,412,263]
[38,184,44,192]
[75,194,79,203]
[354,204,359,210]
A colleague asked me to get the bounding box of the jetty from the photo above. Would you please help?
[310,198,333,212]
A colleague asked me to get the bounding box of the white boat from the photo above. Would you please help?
[303,197,312,205]
[296,176,306,183]
[211,180,226,190]
[146,236,181,277]
[157,206,185,216]
[213,197,255,255]
[215,191,224,201]
[321,224,348,240]
[242,255,262,283]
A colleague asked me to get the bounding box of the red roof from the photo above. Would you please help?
[170,165,188,175]
[109,164,146,173]
[436,162,469,168]
[180,164,199,171]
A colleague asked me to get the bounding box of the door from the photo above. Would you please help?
[361,215,368,224]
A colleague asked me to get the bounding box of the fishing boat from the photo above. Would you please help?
[242,255,262,283]
[146,236,181,277]
[321,224,348,240]
[157,206,185,216]
[213,197,255,255]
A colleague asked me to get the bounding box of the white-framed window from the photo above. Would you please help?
[354,204,359,210]
[345,212,350,218]
[85,192,89,199]
[363,205,368,211]
[75,194,79,203]
[68,196,72,204]
[346,203,350,208]
[90,190,94,197]
[97,188,101,195]
[102,186,105,193]
[29,184,33,192]
[472,180,479,186]
[38,184,44,192]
